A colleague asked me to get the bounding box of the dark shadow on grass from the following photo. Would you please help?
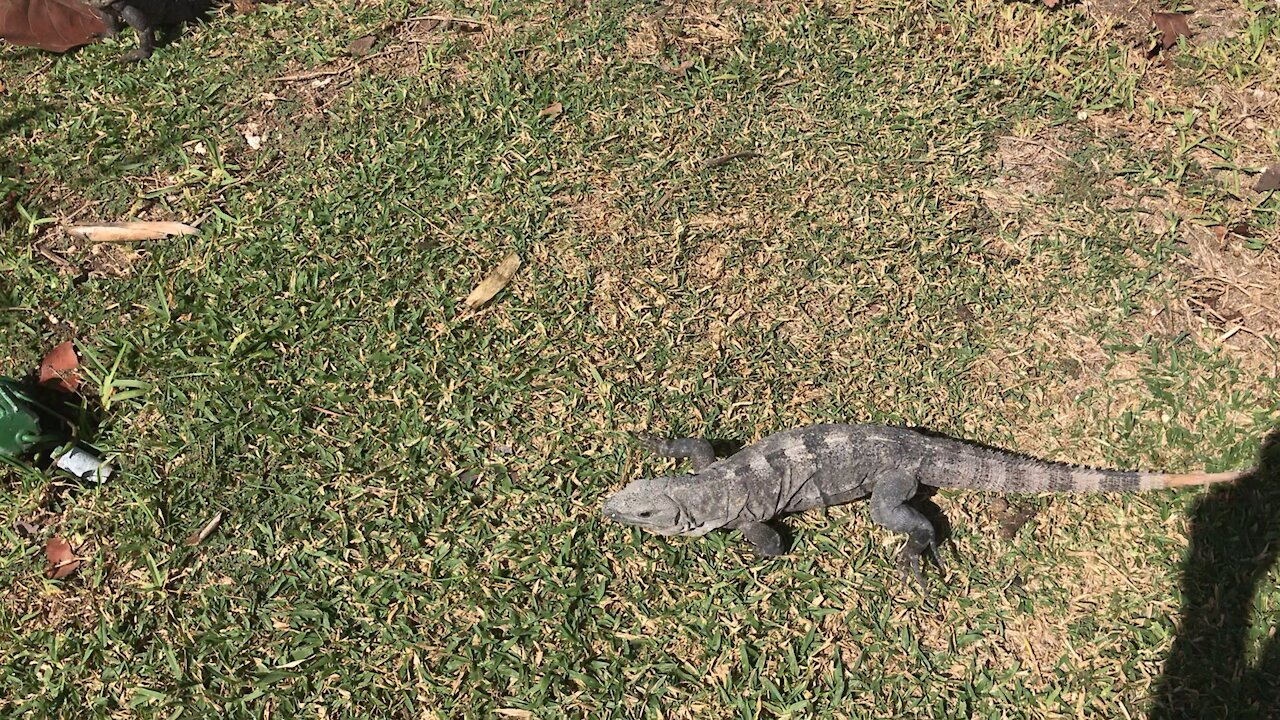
[1149,430,1280,719]
[3,32,220,224]
[0,106,49,138]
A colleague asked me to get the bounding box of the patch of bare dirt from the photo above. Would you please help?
[981,135,1072,215]
[690,240,732,283]
[1099,177,1280,364]
[1084,0,1156,44]
[1084,0,1248,48]
[1089,86,1280,198]
[268,12,515,112]
[624,2,745,61]
[1189,1,1252,46]
[1176,224,1280,355]
[34,226,146,278]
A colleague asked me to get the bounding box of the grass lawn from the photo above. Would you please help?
[3,0,1280,716]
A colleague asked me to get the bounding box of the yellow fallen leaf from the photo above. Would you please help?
[463,252,521,312]
[67,221,199,243]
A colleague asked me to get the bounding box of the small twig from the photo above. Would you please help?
[648,186,677,221]
[701,151,760,171]
[404,14,489,26]
[998,136,1079,166]
[270,62,354,83]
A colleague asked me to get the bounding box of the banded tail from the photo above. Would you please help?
[916,434,1248,493]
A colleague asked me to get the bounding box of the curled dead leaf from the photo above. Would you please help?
[44,536,82,579]
[14,519,42,538]
[0,0,108,52]
[348,34,376,56]
[1256,165,1280,192]
[462,253,522,312]
[659,58,697,76]
[67,221,199,243]
[39,340,80,393]
[1152,12,1191,51]
[184,512,224,546]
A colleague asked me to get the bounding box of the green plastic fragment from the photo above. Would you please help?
[0,377,44,457]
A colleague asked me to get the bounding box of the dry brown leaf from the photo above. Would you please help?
[348,34,376,56]
[1153,12,1192,50]
[495,711,532,719]
[44,536,81,579]
[39,340,80,393]
[1041,0,1059,8]
[67,221,199,243]
[539,101,563,118]
[659,58,697,76]
[1256,165,1280,192]
[184,512,224,546]
[0,0,108,52]
[14,519,42,537]
[463,252,522,312]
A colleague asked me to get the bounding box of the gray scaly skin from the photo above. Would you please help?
[86,0,212,61]
[602,424,1245,594]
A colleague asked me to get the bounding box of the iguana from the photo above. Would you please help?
[602,424,1244,592]
[85,0,212,61]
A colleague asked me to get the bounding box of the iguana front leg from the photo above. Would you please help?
[99,8,125,37]
[118,5,157,61]
[869,470,944,599]
[631,431,717,472]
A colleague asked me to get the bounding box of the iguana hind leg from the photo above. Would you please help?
[631,431,717,472]
[869,471,942,599]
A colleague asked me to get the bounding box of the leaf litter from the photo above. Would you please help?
[1256,165,1280,192]
[44,536,81,579]
[462,252,522,312]
[39,340,80,393]
[185,513,224,546]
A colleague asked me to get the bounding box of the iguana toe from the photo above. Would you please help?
[628,430,661,451]
[898,550,931,601]
[927,541,947,577]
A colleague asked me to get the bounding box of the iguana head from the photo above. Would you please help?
[601,478,694,536]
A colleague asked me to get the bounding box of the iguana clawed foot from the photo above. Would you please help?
[898,550,929,599]
[629,431,663,454]
[897,540,947,601]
